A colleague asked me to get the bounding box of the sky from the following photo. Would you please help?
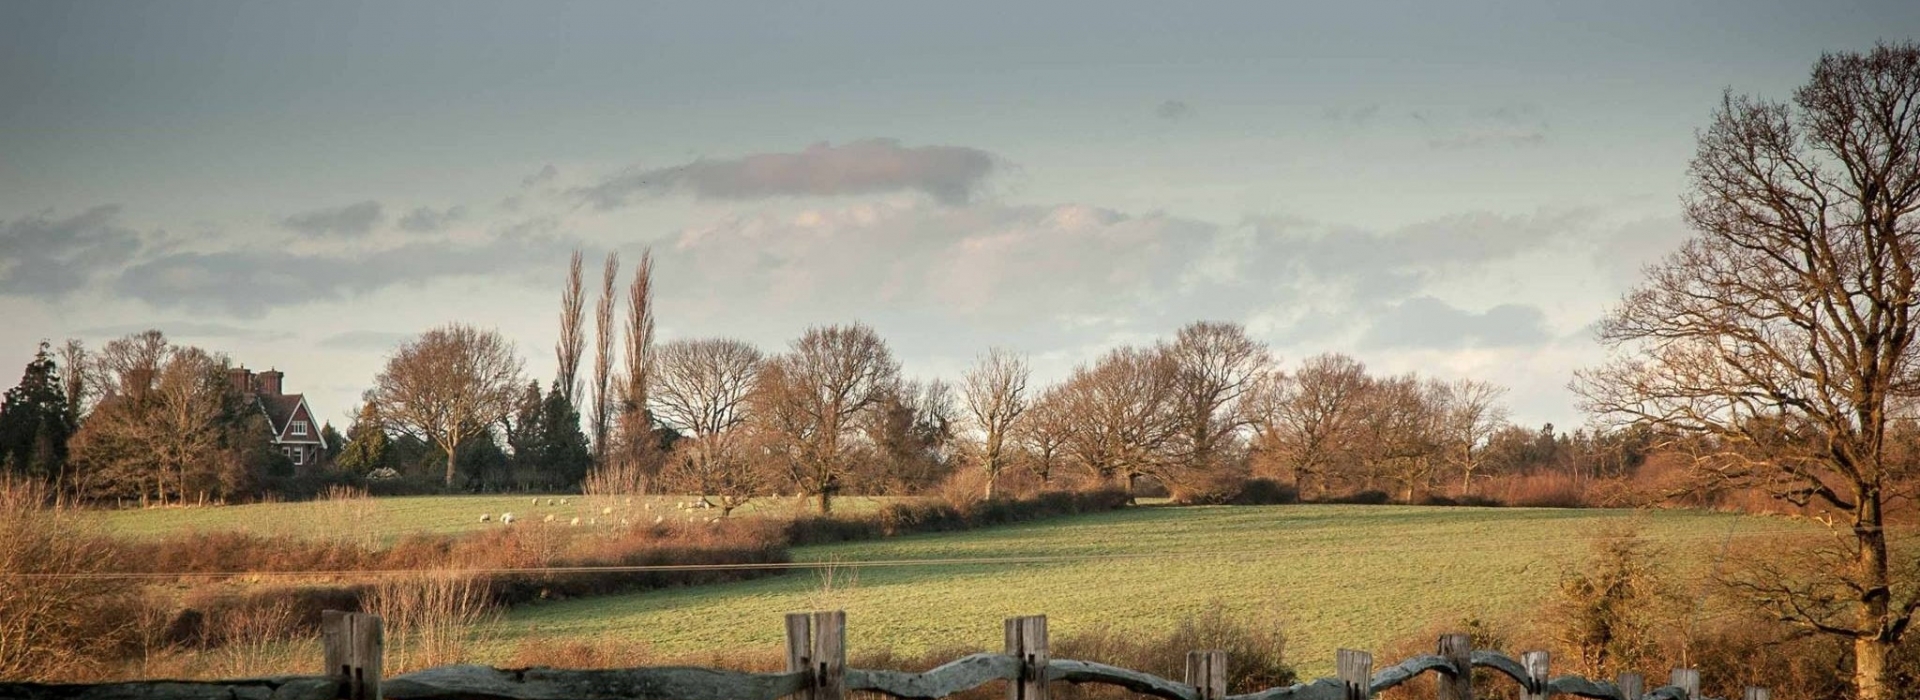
[2,0,1915,429]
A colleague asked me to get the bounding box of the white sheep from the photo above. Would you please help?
[569,517,580,526]
[479,513,491,522]
[531,497,539,506]
[544,513,555,523]
[643,502,652,511]
[601,506,613,515]
[653,515,665,524]
[589,518,598,526]
[502,512,516,524]
[560,498,570,505]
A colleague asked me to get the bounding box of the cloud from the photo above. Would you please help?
[1359,296,1553,349]
[318,330,414,351]
[114,221,576,317]
[576,139,998,208]
[0,205,143,298]
[1412,105,1549,149]
[74,321,294,342]
[1155,100,1193,121]
[398,205,468,233]
[282,201,384,236]
[1322,103,1382,127]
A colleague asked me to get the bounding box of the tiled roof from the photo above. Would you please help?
[258,394,320,443]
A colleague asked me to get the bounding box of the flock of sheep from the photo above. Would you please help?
[476,496,724,527]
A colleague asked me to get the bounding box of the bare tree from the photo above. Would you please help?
[1354,374,1444,502]
[751,323,900,513]
[1442,378,1510,495]
[590,253,619,465]
[369,324,524,487]
[1166,322,1274,476]
[555,250,586,406]
[1574,44,1920,700]
[1014,384,1072,486]
[55,339,91,424]
[617,249,657,471]
[1056,345,1181,496]
[651,337,763,513]
[1250,353,1369,497]
[960,348,1030,499]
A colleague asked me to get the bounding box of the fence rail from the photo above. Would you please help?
[0,611,1770,700]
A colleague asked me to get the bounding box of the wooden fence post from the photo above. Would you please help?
[1436,633,1470,700]
[1004,616,1049,700]
[1742,688,1770,700]
[1336,649,1372,700]
[1184,650,1226,700]
[1520,651,1549,700]
[322,610,382,700]
[1669,669,1699,699]
[1617,672,1644,700]
[811,611,847,700]
[786,613,814,700]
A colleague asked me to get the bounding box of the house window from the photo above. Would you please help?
[292,448,305,466]
[291,420,308,436]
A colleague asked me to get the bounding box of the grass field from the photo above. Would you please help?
[487,504,1814,677]
[87,494,897,543]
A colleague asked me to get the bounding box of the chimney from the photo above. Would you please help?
[257,369,284,396]
[228,367,255,395]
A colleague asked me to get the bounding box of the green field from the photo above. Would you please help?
[87,494,896,543]
[489,504,1811,677]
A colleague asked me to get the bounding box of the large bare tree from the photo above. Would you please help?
[555,250,586,406]
[1441,378,1510,495]
[369,324,524,487]
[1166,322,1274,476]
[1056,345,1181,496]
[1575,44,1920,700]
[751,323,900,513]
[651,337,762,512]
[590,252,619,464]
[1250,353,1370,496]
[960,347,1030,499]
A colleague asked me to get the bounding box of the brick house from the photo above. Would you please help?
[228,367,328,472]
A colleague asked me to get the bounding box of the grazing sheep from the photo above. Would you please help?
[625,497,633,506]
[601,506,613,515]
[560,498,570,505]
[569,517,580,526]
[544,514,555,523]
[652,515,665,524]
[502,512,516,524]
[589,518,598,526]
[621,518,630,526]
[480,513,492,522]
[531,497,539,506]
[643,503,652,511]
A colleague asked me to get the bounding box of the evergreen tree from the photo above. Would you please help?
[506,381,544,486]
[0,341,74,482]
[335,402,391,475]
[539,382,592,487]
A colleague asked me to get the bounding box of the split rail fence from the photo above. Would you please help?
[0,611,1773,700]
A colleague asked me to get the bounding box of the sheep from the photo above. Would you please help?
[544,514,555,523]
[480,513,492,522]
[601,506,613,515]
[569,517,580,526]
[531,497,539,506]
[547,498,556,506]
[625,497,633,506]
[643,502,652,511]
[560,498,570,505]
[589,518,598,526]
[502,512,516,524]
[653,515,665,524]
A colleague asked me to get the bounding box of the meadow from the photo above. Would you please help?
[88,493,898,543]
[482,504,1814,677]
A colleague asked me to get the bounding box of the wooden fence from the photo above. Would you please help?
[0,611,1772,700]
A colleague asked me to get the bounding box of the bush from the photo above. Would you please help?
[1052,601,1295,697]
[0,479,149,681]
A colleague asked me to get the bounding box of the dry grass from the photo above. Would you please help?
[366,573,499,674]
[0,478,146,681]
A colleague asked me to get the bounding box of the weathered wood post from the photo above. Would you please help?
[1617,672,1644,700]
[1004,615,1049,700]
[812,611,847,700]
[1521,651,1549,700]
[786,613,813,700]
[321,611,382,700]
[1184,650,1227,700]
[1336,649,1372,700]
[1669,669,1699,700]
[1436,633,1471,700]
[1742,687,1770,700]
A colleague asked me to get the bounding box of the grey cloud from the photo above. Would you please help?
[282,201,383,236]
[75,321,293,342]
[1359,296,1553,350]
[522,164,558,188]
[319,330,414,351]
[0,205,143,298]
[1322,103,1381,127]
[115,221,576,317]
[576,139,998,208]
[1412,105,1549,149]
[1156,100,1192,121]
[398,205,468,232]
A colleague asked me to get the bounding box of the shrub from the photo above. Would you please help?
[1051,601,1295,697]
[0,479,149,681]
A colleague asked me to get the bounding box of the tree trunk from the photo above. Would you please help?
[1855,637,1890,700]
[816,488,832,514]
[983,462,999,501]
[444,441,459,487]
